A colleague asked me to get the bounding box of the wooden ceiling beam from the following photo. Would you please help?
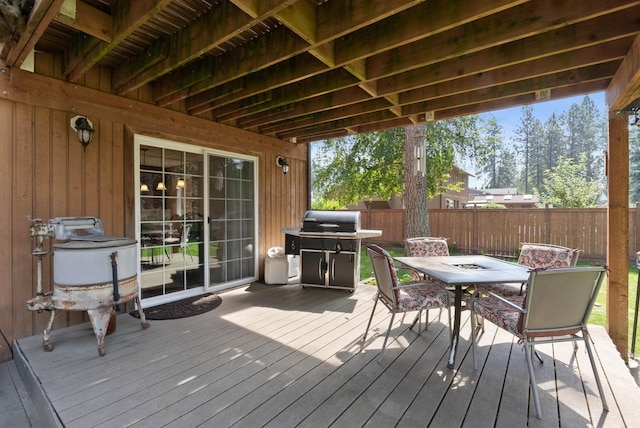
[400,39,631,105]
[115,0,305,95]
[114,2,254,94]
[64,0,174,82]
[184,0,525,119]
[240,86,371,129]
[220,37,628,133]
[153,0,435,106]
[154,25,310,106]
[181,0,637,119]
[433,80,609,121]
[333,0,526,64]
[607,34,640,111]
[261,98,392,136]
[257,65,614,141]
[276,108,399,140]
[377,10,640,97]
[4,0,65,67]
[403,61,619,116]
[260,62,617,136]
[53,0,113,42]
[186,53,327,114]
[366,0,640,82]
[212,68,360,121]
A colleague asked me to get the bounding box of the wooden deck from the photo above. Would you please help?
[13,281,640,427]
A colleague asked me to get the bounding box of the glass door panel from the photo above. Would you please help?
[139,144,205,300]
[208,155,256,286]
[137,137,257,303]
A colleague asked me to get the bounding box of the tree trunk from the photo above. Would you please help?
[403,124,429,254]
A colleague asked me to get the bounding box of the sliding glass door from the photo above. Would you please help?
[208,154,256,285]
[136,136,257,305]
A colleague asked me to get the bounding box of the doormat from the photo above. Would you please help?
[130,293,222,320]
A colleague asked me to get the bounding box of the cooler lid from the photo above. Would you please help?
[49,216,105,240]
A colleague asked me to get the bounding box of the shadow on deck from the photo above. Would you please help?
[12,281,640,427]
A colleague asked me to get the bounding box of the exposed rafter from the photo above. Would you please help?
[4,0,640,143]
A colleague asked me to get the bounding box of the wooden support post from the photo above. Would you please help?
[607,111,629,362]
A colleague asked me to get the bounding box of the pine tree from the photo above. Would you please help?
[513,105,543,193]
[477,117,503,188]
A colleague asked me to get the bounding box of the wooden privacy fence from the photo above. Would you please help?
[357,206,640,264]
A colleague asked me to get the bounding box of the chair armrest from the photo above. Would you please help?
[393,280,441,290]
[484,290,526,313]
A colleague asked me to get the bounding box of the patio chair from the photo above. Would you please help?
[469,266,608,419]
[406,236,450,257]
[164,223,194,261]
[476,243,580,297]
[405,237,449,280]
[363,244,454,362]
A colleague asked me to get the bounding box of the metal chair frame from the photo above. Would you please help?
[469,266,608,419]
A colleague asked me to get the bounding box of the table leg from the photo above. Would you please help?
[447,285,462,369]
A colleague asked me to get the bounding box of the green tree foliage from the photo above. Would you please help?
[513,105,544,193]
[565,96,606,182]
[477,117,500,188]
[536,154,600,208]
[310,117,483,208]
[495,148,518,188]
[311,128,405,208]
[481,202,507,209]
[541,113,567,176]
[476,117,517,188]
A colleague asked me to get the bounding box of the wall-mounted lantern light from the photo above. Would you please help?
[276,156,289,175]
[70,115,94,151]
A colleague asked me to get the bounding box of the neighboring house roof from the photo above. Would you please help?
[469,187,518,196]
[466,193,538,208]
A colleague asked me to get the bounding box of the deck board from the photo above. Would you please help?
[13,281,640,427]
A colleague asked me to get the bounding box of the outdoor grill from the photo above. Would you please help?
[287,210,381,291]
[26,216,149,356]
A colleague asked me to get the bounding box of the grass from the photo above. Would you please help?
[359,246,640,348]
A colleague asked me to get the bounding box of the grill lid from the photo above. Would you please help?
[301,210,361,233]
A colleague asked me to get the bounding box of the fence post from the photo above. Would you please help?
[544,204,551,243]
[472,205,478,254]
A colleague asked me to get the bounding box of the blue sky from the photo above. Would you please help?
[463,90,606,188]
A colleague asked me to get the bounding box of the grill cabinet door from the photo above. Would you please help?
[328,252,356,289]
[300,250,326,286]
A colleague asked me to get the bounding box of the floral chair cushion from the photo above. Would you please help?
[396,282,453,311]
[406,238,450,257]
[471,294,525,338]
[478,244,578,297]
[518,243,577,269]
[368,244,452,311]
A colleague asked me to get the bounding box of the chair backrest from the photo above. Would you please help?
[406,237,449,257]
[521,266,606,337]
[366,244,400,307]
[517,243,579,269]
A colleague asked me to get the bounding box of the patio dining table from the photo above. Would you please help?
[395,255,530,369]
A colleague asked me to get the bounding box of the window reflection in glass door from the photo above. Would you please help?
[139,145,205,299]
[209,155,256,285]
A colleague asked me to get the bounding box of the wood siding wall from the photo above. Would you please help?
[0,53,308,354]
[357,207,638,264]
